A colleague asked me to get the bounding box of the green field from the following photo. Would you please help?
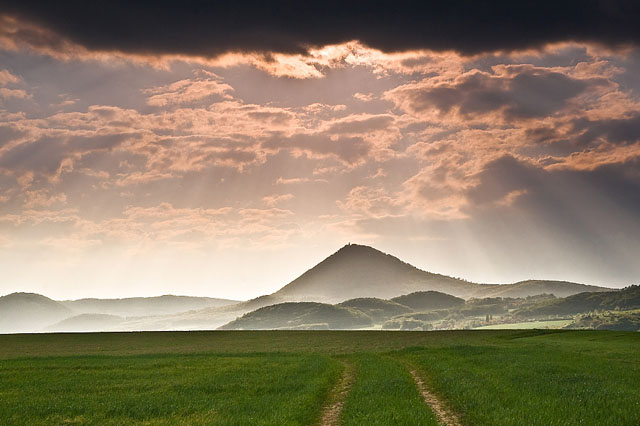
[0,330,638,425]
[341,354,439,426]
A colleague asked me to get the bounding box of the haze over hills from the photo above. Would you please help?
[45,314,126,333]
[0,293,72,333]
[0,243,620,333]
[274,244,610,302]
[220,287,640,332]
[60,295,238,317]
[0,293,238,333]
[516,285,640,317]
[221,292,470,330]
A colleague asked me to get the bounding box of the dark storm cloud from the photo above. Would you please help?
[573,114,640,146]
[465,155,540,206]
[467,155,640,217]
[464,156,640,277]
[2,1,640,57]
[398,68,595,119]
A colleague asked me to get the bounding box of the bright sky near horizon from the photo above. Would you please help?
[1,3,639,300]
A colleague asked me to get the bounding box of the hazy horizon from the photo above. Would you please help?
[0,242,630,301]
[1,3,639,301]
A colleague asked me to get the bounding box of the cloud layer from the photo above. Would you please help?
[2,1,640,58]
[0,13,639,298]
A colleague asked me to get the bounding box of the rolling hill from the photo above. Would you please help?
[0,293,241,333]
[391,291,464,311]
[273,244,609,302]
[60,295,238,317]
[45,314,125,332]
[478,280,608,299]
[516,285,640,317]
[338,298,412,322]
[219,302,373,330]
[0,244,616,333]
[0,293,73,333]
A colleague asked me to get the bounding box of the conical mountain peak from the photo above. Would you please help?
[274,244,453,302]
[272,244,607,303]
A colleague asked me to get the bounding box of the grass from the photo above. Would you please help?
[0,330,638,425]
[401,331,640,425]
[340,354,439,426]
[0,353,341,426]
[0,330,512,358]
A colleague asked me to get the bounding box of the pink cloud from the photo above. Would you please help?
[0,69,20,85]
[0,87,30,99]
[143,73,234,106]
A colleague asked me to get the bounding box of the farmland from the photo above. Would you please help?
[0,354,340,426]
[0,330,638,425]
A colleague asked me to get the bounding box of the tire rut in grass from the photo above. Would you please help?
[319,360,355,426]
[409,369,462,426]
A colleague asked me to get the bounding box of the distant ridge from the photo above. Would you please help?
[45,313,125,332]
[274,244,610,302]
[0,292,72,333]
[60,295,238,317]
[516,285,640,317]
[0,244,615,333]
[0,293,239,334]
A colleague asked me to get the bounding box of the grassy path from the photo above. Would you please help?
[400,335,640,425]
[319,360,355,426]
[340,353,440,426]
[408,368,461,426]
[320,354,459,426]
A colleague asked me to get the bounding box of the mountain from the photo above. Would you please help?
[516,285,640,317]
[273,244,610,302]
[0,293,72,333]
[274,244,471,302]
[60,295,238,317]
[219,302,373,330]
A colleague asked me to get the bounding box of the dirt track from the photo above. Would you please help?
[319,361,355,426]
[409,368,462,426]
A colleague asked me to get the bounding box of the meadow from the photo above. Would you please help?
[0,330,638,425]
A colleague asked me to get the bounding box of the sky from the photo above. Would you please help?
[0,1,639,300]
